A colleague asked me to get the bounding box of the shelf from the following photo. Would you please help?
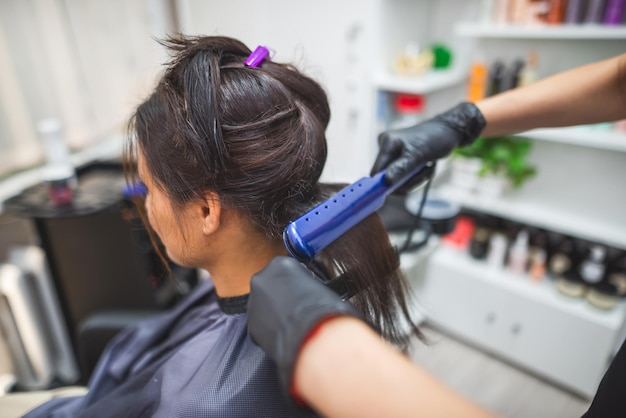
[516,127,626,152]
[436,185,626,250]
[432,245,626,329]
[374,70,466,95]
[455,22,626,39]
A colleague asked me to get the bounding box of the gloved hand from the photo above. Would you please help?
[371,102,486,192]
[247,256,361,397]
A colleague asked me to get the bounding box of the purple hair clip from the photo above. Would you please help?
[245,45,274,68]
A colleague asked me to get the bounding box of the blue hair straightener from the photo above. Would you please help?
[283,164,427,264]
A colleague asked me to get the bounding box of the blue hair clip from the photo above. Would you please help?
[245,45,273,68]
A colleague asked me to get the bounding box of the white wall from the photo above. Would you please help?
[0,0,171,177]
[177,0,380,182]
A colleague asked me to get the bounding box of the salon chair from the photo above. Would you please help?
[3,161,198,385]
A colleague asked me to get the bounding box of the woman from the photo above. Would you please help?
[24,35,421,417]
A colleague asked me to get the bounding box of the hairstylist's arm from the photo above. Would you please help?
[247,257,495,418]
[478,52,626,136]
[373,53,626,186]
[294,316,495,418]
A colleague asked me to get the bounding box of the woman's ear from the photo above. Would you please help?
[201,192,221,236]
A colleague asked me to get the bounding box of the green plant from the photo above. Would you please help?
[453,136,537,188]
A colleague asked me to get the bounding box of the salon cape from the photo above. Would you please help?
[24,279,318,418]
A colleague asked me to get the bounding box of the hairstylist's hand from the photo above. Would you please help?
[247,257,360,396]
[371,102,486,193]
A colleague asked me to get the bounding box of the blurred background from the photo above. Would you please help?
[0,1,625,417]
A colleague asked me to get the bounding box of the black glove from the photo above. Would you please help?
[371,102,486,192]
[247,257,360,396]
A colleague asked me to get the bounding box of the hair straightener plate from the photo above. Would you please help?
[283,165,426,263]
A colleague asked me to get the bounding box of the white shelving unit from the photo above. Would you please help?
[416,244,625,397]
[434,245,626,328]
[404,8,626,399]
[455,22,626,39]
[435,185,626,250]
[517,127,626,153]
[374,69,466,95]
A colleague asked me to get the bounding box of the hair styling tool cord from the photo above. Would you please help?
[283,165,426,263]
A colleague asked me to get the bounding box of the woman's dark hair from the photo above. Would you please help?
[126,35,422,350]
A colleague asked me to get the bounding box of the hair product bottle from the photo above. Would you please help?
[579,245,608,286]
[547,0,567,23]
[530,250,547,280]
[487,233,509,268]
[551,237,587,297]
[528,229,549,281]
[607,253,626,295]
[586,251,626,310]
[467,60,488,103]
[519,51,539,86]
[564,0,587,23]
[510,0,531,23]
[488,61,506,96]
[470,227,491,260]
[392,94,425,129]
[584,0,608,23]
[508,230,530,275]
[502,59,526,90]
[494,0,513,24]
[528,0,552,24]
[603,0,626,25]
[549,236,575,277]
[37,119,77,207]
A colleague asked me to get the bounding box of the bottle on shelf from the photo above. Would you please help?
[467,59,488,103]
[564,0,587,23]
[579,244,608,286]
[528,229,549,281]
[530,249,547,280]
[509,0,529,23]
[502,59,526,91]
[506,0,553,24]
[508,229,530,275]
[392,42,433,76]
[587,251,626,310]
[494,0,512,24]
[487,61,506,96]
[37,118,77,207]
[584,0,608,24]
[528,0,552,25]
[470,227,491,260]
[519,51,539,87]
[442,215,476,250]
[603,0,625,25]
[501,219,523,264]
[587,282,621,310]
[606,252,626,293]
[391,94,425,129]
[431,44,453,70]
[547,0,567,24]
[487,232,509,268]
[550,236,587,297]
